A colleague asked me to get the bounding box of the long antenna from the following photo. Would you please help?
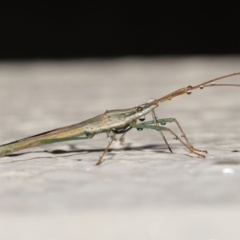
[152,72,240,105]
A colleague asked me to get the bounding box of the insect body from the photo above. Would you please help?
[1,72,240,165]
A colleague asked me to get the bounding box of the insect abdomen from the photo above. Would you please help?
[0,139,41,157]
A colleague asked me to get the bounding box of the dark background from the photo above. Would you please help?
[1,2,240,60]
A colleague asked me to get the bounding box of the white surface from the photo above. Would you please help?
[0,57,240,239]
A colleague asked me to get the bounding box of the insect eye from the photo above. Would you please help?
[137,107,143,112]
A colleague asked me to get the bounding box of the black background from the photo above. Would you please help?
[1,2,240,60]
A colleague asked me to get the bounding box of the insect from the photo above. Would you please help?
[0,72,240,165]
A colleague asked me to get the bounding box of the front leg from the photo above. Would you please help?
[131,118,206,158]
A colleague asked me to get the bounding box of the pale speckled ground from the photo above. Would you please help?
[0,57,240,240]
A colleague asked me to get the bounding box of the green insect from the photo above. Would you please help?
[1,72,240,165]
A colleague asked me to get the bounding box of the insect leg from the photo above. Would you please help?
[96,131,116,166]
[164,127,205,157]
[132,121,205,158]
[119,112,173,150]
[171,118,207,153]
[152,118,207,153]
[151,110,172,153]
[119,132,127,145]
[96,139,114,166]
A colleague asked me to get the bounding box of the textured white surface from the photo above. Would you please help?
[0,57,240,239]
